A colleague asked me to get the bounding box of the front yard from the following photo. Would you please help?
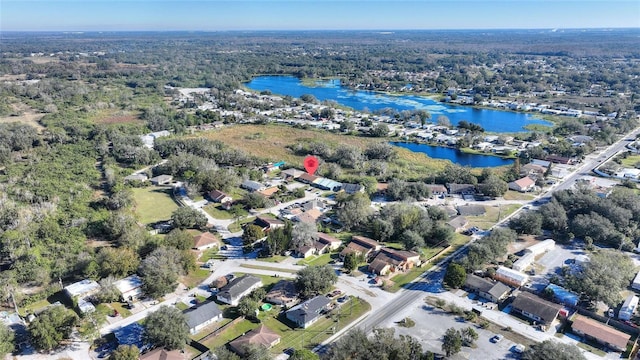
[131,186,179,224]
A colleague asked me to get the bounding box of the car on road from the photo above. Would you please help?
[491,334,503,343]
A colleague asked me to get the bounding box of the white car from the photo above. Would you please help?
[491,334,503,343]
[513,344,525,353]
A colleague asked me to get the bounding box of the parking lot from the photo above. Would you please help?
[379,300,521,360]
[536,243,586,276]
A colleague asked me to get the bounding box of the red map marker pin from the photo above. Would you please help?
[304,155,319,175]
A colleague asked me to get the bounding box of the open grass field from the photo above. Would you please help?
[466,204,521,229]
[198,124,450,175]
[620,154,640,168]
[503,191,535,201]
[203,203,235,220]
[131,186,180,224]
[296,253,337,266]
[239,263,298,274]
[228,216,256,232]
[181,268,212,288]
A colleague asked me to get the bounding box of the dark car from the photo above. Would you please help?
[284,348,295,355]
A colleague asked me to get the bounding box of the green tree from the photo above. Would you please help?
[171,206,207,229]
[509,211,543,235]
[109,345,139,360]
[96,276,123,303]
[336,192,373,231]
[214,346,241,360]
[139,247,190,298]
[143,306,190,350]
[0,323,14,358]
[296,264,338,298]
[243,192,267,209]
[441,327,462,357]
[242,224,265,246]
[477,175,508,198]
[444,263,467,289]
[97,246,141,279]
[343,252,358,271]
[460,327,478,346]
[237,296,259,318]
[28,306,79,351]
[291,222,318,249]
[369,123,390,137]
[164,228,194,250]
[521,340,585,360]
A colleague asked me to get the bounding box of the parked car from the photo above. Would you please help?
[337,296,348,303]
[491,334,503,343]
[513,344,525,353]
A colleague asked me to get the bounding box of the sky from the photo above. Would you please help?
[1,0,639,32]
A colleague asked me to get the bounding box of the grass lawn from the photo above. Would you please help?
[201,317,259,350]
[385,267,426,293]
[203,204,234,220]
[181,268,212,288]
[175,302,189,311]
[503,191,535,201]
[576,342,607,357]
[620,154,640,168]
[234,273,284,288]
[239,263,298,274]
[228,216,256,232]
[466,204,521,229]
[268,297,371,352]
[109,302,133,318]
[131,186,179,224]
[296,253,337,266]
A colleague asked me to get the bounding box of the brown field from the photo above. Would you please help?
[197,124,450,173]
[0,104,46,131]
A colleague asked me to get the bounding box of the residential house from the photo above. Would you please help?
[257,186,280,198]
[183,301,223,335]
[511,292,562,328]
[313,178,342,191]
[342,183,365,194]
[286,296,331,328]
[512,252,535,272]
[64,279,101,313]
[508,177,536,192]
[149,175,173,186]
[254,216,285,232]
[297,173,318,184]
[447,183,476,194]
[530,159,551,168]
[295,209,322,224]
[316,233,341,251]
[192,232,219,250]
[339,236,382,260]
[297,245,316,259]
[425,184,448,196]
[464,274,511,303]
[302,199,324,211]
[216,275,263,306]
[282,168,305,179]
[545,155,574,165]
[521,163,547,178]
[447,215,468,233]
[124,173,148,183]
[229,325,281,356]
[493,266,529,287]
[139,348,185,360]
[618,295,638,321]
[265,280,300,308]
[368,248,420,276]
[545,284,579,307]
[208,190,232,204]
[241,180,266,192]
[571,315,631,352]
[114,275,143,302]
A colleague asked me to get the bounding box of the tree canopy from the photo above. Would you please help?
[521,340,585,360]
[296,264,338,298]
[143,306,190,350]
[28,306,78,351]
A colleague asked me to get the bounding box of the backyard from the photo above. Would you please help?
[131,186,179,224]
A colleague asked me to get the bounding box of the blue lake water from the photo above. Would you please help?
[390,142,515,168]
[245,76,552,133]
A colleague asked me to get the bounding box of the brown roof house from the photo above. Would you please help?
[265,280,300,308]
[192,232,220,250]
[229,325,281,356]
[254,216,285,232]
[511,292,562,328]
[339,236,382,260]
[208,190,232,204]
[464,274,511,303]
[216,275,263,306]
[447,215,468,233]
[317,233,342,251]
[571,315,631,352]
[368,248,420,276]
[508,176,536,193]
[139,348,185,360]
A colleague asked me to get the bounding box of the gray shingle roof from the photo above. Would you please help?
[218,275,262,301]
[183,301,222,330]
[286,295,331,326]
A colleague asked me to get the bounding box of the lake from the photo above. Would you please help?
[390,142,515,168]
[245,76,552,133]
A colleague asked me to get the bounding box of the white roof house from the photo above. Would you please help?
[619,295,639,321]
[494,266,529,287]
[64,279,100,299]
[525,239,555,256]
[114,275,144,301]
[512,252,535,272]
[632,271,640,291]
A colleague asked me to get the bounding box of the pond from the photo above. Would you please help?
[390,142,515,168]
[245,76,552,133]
